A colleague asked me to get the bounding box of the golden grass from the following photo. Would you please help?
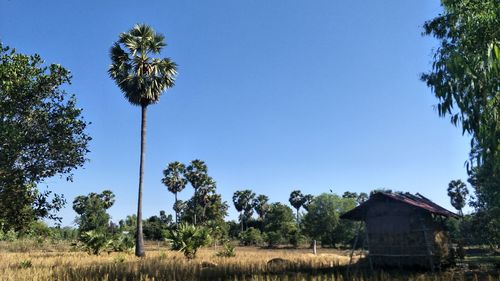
[0,242,497,281]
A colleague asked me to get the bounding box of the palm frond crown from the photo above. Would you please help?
[108,23,177,106]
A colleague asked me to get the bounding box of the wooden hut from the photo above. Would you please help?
[340,192,458,269]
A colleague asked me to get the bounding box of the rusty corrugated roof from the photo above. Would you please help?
[340,192,459,220]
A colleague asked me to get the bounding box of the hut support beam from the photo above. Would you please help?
[421,218,435,272]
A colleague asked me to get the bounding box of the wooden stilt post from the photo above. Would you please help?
[347,222,363,279]
[421,218,435,272]
[364,228,374,272]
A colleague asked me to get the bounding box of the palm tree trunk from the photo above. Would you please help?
[296,209,300,226]
[193,187,197,225]
[174,192,178,224]
[135,104,147,257]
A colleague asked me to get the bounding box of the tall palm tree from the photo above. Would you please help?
[162,161,188,224]
[232,189,255,231]
[253,194,269,220]
[109,24,177,257]
[447,179,469,217]
[302,194,314,212]
[289,190,305,225]
[185,159,208,225]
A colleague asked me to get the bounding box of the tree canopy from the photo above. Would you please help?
[0,43,90,232]
[422,0,499,244]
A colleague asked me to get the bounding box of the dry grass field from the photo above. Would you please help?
[0,241,498,281]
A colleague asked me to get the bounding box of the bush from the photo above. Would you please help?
[110,232,135,253]
[215,242,236,257]
[166,223,211,259]
[77,231,112,255]
[18,259,32,269]
[264,231,283,248]
[238,227,263,246]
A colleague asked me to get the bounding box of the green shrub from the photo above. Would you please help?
[238,227,263,246]
[264,231,283,248]
[18,259,32,269]
[166,223,211,259]
[78,231,112,255]
[110,232,135,253]
[216,242,236,257]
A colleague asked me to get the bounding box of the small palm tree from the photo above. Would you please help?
[162,161,188,224]
[109,24,177,257]
[289,190,305,225]
[166,223,211,259]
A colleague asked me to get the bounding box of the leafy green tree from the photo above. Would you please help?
[447,180,469,216]
[289,190,306,226]
[421,0,499,240]
[232,189,255,231]
[109,24,177,257]
[302,193,357,247]
[166,223,211,259]
[263,202,296,247]
[162,161,187,224]
[0,43,90,232]
[182,190,228,226]
[342,191,358,199]
[238,227,263,246]
[72,190,115,233]
[143,211,173,240]
[185,159,208,225]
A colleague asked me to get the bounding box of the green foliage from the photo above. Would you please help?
[0,228,18,242]
[447,180,469,215]
[18,259,32,269]
[77,230,112,255]
[263,203,297,247]
[289,190,306,225]
[75,230,134,255]
[215,242,236,258]
[143,211,173,240]
[233,189,256,230]
[302,194,314,211]
[302,193,357,247]
[0,43,90,232]
[72,190,115,233]
[166,223,211,259]
[109,24,178,257]
[181,187,229,229]
[109,232,135,253]
[108,24,177,106]
[162,161,187,223]
[422,0,499,244]
[253,194,269,220]
[238,227,263,246]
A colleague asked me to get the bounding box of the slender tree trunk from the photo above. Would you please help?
[135,104,147,257]
[193,187,197,225]
[296,209,300,226]
[240,211,244,232]
[174,192,178,224]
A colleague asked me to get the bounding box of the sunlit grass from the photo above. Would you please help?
[0,242,497,281]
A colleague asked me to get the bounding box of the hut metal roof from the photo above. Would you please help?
[340,192,459,220]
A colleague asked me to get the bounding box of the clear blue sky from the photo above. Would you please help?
[0,0,471,226]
